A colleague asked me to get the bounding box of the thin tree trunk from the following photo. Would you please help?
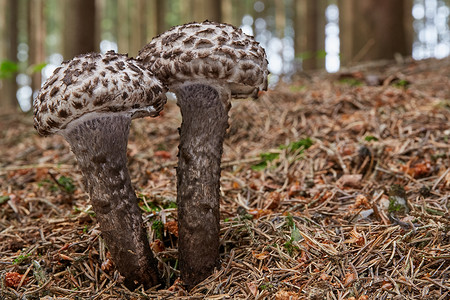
[63,0,97,60]
[294,0,326,70]
[130,0,146,56]
[0,0,18,112]
[117,0,129,54]
[28,0,45,100]
[221,0,232,24]
[192,0,221,22]
[156,0,166,35]
[339,0,410,66]
[275,0,285,38]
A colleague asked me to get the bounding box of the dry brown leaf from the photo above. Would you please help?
[344,228,365,246]
[336,174,363,189]
[264,191,282,209]
[275,290,299,300]
[59,253,74,261]
[252,250,270,260]
[101,253,114,273]
[401,160,432,178]
[150,239,165,253]
[288,181,302,196]
[343,272,356,286]
[248,208,272,219]
[154,150,171,159]
[4,272,28,288]
[247,282,258,297]
[352,194,371,209]
[165,221,179,237]
[320,273,331,281]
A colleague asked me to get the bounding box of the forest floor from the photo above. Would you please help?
[0,57,449,300]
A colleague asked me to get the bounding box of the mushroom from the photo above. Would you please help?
[33,51,167,289]
[137,21,268,288]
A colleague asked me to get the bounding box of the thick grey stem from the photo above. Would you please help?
[64,114,161,289]
[176,84,230,289]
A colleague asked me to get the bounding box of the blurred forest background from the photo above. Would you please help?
[0,0,449,113]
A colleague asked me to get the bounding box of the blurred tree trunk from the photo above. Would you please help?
[191,0,221,22]
[221,0,232,24]
[28,0,45,99]
[117,0,129,54]
[130,0,146,56]
[339,0,412,66]
[95,0,105,52]
[275,0,286,37]
[156,0,167,35]
[63,0,97,60]
[0,0,18,112]
[294,0,326,70]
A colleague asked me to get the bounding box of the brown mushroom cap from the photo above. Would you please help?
[137,21,268,98]
[34,51,167,136]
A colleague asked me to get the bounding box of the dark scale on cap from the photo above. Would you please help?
[106,66,117,73]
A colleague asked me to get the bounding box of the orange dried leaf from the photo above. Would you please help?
[352,194,371,209]
[381,281,393,289]
[344,228,365,246]
[320,273,331,281]
[101,258,114,272]
[247,282,258,297]
[5,272,28,288]
[150,239,165,253]
[275,290,299,300]
[165,221,179,237]
[265,191,282,209]
[288,181,302,196]
[232,181,240,189]
[336,174,362,189]
[343,272,356,286]
[154,150,171,159]
[252,250,270,260]
[59,253,74,261]
[248,208,272,219]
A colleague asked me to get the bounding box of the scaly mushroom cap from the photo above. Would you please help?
[137,21,268,98]
[34,51,167,136]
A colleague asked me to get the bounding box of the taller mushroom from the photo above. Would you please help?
[34,51,166,288]
[137,21,268,288]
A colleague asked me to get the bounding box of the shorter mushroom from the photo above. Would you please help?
[138,21,268,288]
[34,51,167,289]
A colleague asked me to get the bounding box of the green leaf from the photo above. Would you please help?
[14,253,31,265]
[339,78,363,87]
[251,161,267,171]
[285,213,294,228]
[316,50,327,59]
[392,79,409,88]
[251,152,279,171]
[0,60,19,79]
[291,226,302,242]
[364,135,378,142]
[152,220,164,240]
[283,137,314,152]
[57,176,76,194]
[30,62,47,73]
[0,195,10,205]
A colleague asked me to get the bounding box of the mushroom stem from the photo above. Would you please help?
[175,83,230,289]
[63,113,161,289]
